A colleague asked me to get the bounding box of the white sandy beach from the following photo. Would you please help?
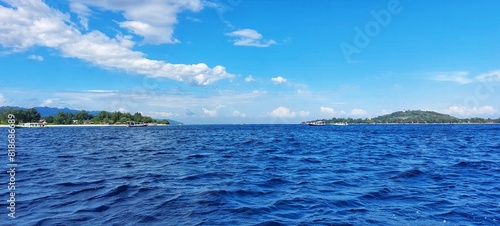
[0,124,169,128]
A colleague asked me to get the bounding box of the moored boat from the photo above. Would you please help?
[308,121,326,126]
[126,121,147,127]
[15,123,47,128]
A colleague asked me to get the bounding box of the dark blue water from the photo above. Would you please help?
[2,124,499,225]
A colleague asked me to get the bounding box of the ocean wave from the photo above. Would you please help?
[4,124,499,225]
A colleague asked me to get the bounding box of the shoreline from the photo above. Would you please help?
[1,123,498,127]
[0,124,170,128]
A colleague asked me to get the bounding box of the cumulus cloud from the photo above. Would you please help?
[319,107,368,117]
[28,55,44,61]
[476,70,500,82]
[430,71,473,84]
[226,29,276,47]
[41,99,52,106]
[40,99,60,107]
[68,1,91,30]
[0,0,232,86]
[350,108,368,117]
[270,106,296,118]
[445,105,498,117]
[0,94,7,106]
[202,108,217,117]
[270,106,308,118]
[271,76,287,84]
[69,0,203,44]
[232,110,246,117]
[320,106,335,114]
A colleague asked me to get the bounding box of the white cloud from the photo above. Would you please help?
[69,1,90,30]
[319,107,367,117]
[148,111,174,118]
[202,108,217,117]
[350,108,368,117]
[226,29,276,47]
[0,0,232,86]
[115,34,135,48]
[29,88,266,114]
[69,0,203,44]
[0,94,7,106]
[430,71,473,84]
[40,99,55,107]
[429,69,500,84]
[320,106,335,114]
[271,76,287,84]
[245,75,255,82]
[118,107,128,113]
[232,110,246,117]
[28,55,44,61]
[270,106,296,118]
[476,70,500,82]
[445,105,498,117]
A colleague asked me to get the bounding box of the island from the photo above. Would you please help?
[0,107,170,126]
[308,110,500,124]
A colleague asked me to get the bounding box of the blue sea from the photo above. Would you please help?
[2,124,500,225]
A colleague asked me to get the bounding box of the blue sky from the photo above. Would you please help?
[1,0,499,124]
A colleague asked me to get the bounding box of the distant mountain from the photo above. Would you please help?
[0,106,100,117]
[0,106,24,111]
[371,110,459,123]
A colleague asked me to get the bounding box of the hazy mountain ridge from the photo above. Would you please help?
[0,106,100,117]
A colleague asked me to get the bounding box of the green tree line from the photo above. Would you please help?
[0,108,169,125]
[0,108,41,124]
[312,110,500,124]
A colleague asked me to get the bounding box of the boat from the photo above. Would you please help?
[308,121,326,126]
[331,122,348,126]
[126,121,147,127]
[15,123,47,128]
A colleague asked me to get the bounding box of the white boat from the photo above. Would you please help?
[331,122,348,126]
[15,123,47,128]
[308,121,326,126]
[126,121,147,127]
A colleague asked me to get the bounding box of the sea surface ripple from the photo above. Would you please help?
[1,124,499,225]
